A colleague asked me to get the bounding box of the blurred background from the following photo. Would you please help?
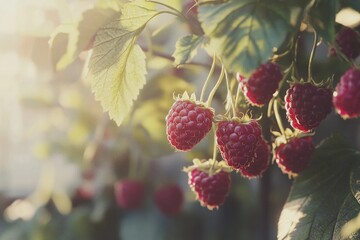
[0,0,360,240]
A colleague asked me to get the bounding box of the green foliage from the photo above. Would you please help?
[351,163,360,204]
[340,0,360,12]
[278,135,360,239]
[308,0,336,43]
[334,194,360,239]
[198,0,293,76]
[172,35,205,66]
[49,8,117,70]
[88,2,158,126]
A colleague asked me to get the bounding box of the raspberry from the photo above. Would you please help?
[114,180,145,210]
[333,68,360,119]
[188,169,230,210]
[285,83,333,132]
[72,186,94,207]
[154,184,183,216]
[330,27,360,59]
[166,99,214,151]
[216,119,263,170]
[238,62,283,106]
[240,139,270,178]
[275,137,314,177]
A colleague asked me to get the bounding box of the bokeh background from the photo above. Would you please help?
[0,1,360,239]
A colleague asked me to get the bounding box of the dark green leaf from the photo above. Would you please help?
[351,162,360,204]
[278,135,360,240]
[198,0,292,76]
[308,0,337,43]
[333,194,360,239]
[340,0,360,12]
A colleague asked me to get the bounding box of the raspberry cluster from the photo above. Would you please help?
[162,30,357,210]
[216,119,270,178]
[114,180,184,217]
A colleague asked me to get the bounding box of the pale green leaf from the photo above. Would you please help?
[172,35,205,66]
[96,0,127,11]
[87,3,159,125]
[55,8,117,70]
[89,44,146,126]
[198,0,292,76]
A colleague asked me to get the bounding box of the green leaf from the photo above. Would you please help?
[334,194,360,239]
[88,2,159,126]
[340,0,360,12]
[198,0,292,76]
[172,35,204,66]
[95,0,127,11]
[50,8,117,70]
[351,162,360,204]
[308,0,337,43]
[89,44,146,126]
[278,135,360,240]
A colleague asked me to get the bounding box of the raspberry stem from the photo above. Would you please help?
[235,82,242,108]
[225,69,236,117]
[274,99,286,137]
[200,53,217,102]
[267,62,293,118]
[207,65,225,106]
[291,34,300,79]
[146,1,187,21]
[308,31,318,83]
[209,128,218,174]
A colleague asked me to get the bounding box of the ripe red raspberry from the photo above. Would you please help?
[72,186,94,207]
[330,27,360,59]
[275,137,314,177]
[166,99,214,151]
[238,62,283,106]
[333,68,360,119]
[216,119,263,170]
[154,184,183,216]
[240,139,270,178]
[188,169,230,210]
[285,83,333,132]
[114,180,145,210]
